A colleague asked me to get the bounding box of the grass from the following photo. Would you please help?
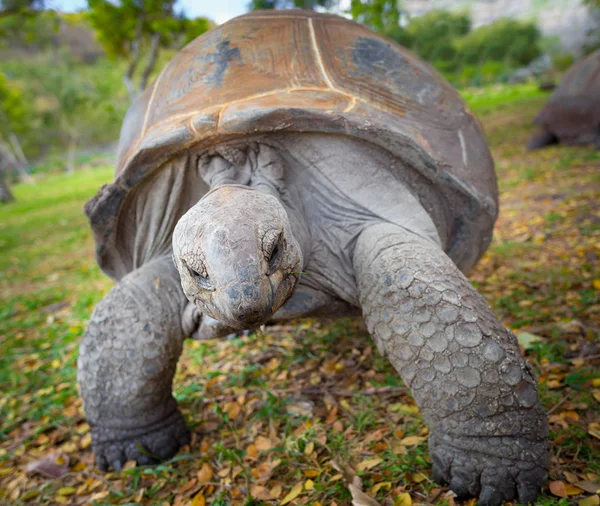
[0,85,599,506]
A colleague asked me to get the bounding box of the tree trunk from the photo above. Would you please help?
[124,17,143,102]
[7,133,33,183]
[139,32,161,92]
[0,177,14,203]
[66,136,77,173]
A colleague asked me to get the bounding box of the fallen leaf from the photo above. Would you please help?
[305,479,314,490]
[565,484,585,495]
[589,423,600,440]
[24,453,69,478]
[579,481,600,494]
[399,436,425,446]
[550,480,568,498]
[57,487,76,496]
[280,483,303,505]
[370,482,391,494]
[412,472,428,483]
[255,435,274,451]
[191,493,205,506]
[394,492,412,506]
[197,463,213,484]
[349,483,383,506]
[579,496,600,506]
[356,458,383,472]
[517,331,542,349]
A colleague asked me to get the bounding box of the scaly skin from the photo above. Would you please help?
[77,256,190,471]
[353,223,549,505]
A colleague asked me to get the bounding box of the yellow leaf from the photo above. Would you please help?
[593,391,600,404]
[305,479,314,490]
[197,463,213,484]
[370,482,392,494]
[394,492,413,506]
[270,484,283,498]
[593,379,600,388]
[72,461,87,472]
[80,433,92,450]
[412,472,427,483]
[593,280,600,291]
[579,496,600,506]
[565,484,585,495]
[356,458,383,471]
[399,436,425,446]
[57,487,76,496]
[304,469,319,477]
[329,473,343,482]
[340,399,351,411]
[191,493,206,506]
[280,483,303,505]
[21,490,40,501]
[304,441,314,456]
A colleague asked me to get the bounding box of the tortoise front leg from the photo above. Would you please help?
[353,223,549,505]
[78,256,190,471]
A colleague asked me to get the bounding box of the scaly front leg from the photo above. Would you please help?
[78,256,191,471]
[353,223,549,505]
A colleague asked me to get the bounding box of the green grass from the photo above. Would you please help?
[0,87,599,506]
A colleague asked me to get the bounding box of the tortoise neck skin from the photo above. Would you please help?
[172,184,304,330]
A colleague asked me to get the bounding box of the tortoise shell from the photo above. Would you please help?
[533,49,600,144]
[86,10,497,281]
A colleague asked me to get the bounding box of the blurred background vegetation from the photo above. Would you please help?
[0,0,599,195]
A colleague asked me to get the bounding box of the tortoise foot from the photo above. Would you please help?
[429,433,549,505]
[91,409,190,471]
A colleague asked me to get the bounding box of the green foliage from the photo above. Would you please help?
[0,72,29,139]
[349,0,404,34]
[401,10,470,70]
[0,54,128,159]
[454,18,541,67]
[87,0,212,57]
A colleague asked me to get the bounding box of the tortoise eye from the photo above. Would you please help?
[267,236,283,274]
[185,261,212,290]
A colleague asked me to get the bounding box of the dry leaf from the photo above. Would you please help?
[255,436,274,451]
[356,458,383,472]
[588,423,600,440]
[280,482,303,505]
[578,481,600,494]
[24,453,69,478]
[579,496,600,506]
[550,480,568,498]
[565,484,585,496]
[305,479,315,490]
[348,483,383,506]
[197,463,213,484]
[399,436,425,446]
[191,493,205,506]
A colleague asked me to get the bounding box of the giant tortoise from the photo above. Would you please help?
[80,10,549,505]
[528,48,600,149]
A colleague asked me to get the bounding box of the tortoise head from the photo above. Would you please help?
[172,185,303,330]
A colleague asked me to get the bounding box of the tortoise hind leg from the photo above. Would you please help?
[527,128,558,150]
[352,223,549,505]
[78,256,190,471]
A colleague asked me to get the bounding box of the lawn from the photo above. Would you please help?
[0,88,599,506]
